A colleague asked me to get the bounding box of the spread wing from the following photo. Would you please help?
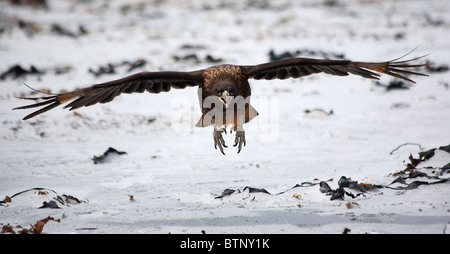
[242,54,428,83]
[14,70,204,120]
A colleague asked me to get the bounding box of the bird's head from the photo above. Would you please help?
[215,82,236,108]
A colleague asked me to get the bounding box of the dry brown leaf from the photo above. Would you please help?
[292,193,301,199]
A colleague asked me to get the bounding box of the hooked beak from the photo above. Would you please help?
[219,90,233,108]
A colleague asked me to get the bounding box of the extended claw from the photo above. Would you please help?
[213,128,227,155]
[233,130,246,154]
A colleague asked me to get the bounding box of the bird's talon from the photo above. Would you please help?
[213,128,227,155]
[233,130,246,153]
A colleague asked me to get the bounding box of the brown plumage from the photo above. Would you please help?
[14,53,428,154]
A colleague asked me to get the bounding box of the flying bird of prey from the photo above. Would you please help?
[14,52,427,154]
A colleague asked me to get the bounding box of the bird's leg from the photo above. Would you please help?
[213,126,227,155]
[233,125,246,154]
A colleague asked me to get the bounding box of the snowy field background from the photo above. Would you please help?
[1,0,449,234]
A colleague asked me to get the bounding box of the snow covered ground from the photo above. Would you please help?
[1,0,449,234]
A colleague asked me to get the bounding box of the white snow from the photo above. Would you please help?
[1,0,449,234]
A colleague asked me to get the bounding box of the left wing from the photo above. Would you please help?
[242,54,427,83]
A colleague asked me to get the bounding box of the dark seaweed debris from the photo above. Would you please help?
[0,64,74,81]
[0,65,44,80]
[88,59,147,78]
[92,147,127,164]
[393,144,450,176]
[9,0,48,8]
[39,200,60,209]
[215,188,238,199]
[89,63,116,77]
[425,61,449,73]
[215,186,271,199]
[304,108,334,116]
[268,49,345,61]
[386,177,449,191]
[0,187,84,207]
[216,144,450,201]
[319,176,383,200]
[217,173,449,201]
[6,14,87,38]
[375,80,411,91]
[51,24,80,38]
[172,54,223,64]
[1,216,60,234]
[215,181,323,199]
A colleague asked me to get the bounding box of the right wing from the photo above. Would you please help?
[14,70,204,120]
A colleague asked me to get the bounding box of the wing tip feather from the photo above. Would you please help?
[14,95,64,120]
[354,52,428,83]
[20,101,61,120]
